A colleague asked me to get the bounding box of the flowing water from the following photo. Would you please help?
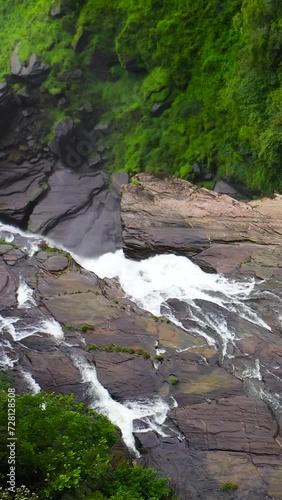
[75,250,271,351]
[72,354,171,454]
[75,249,282,419]
[1,223,282,450]
[17,278,36,309]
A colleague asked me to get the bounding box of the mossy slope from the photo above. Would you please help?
[1,0,282,193]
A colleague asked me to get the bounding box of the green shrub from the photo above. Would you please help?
[135,347,150,359]
[220,482,238,491]
[154,354,164,362]
[0,391,171,499]
[0,369,14,391]
[79,324,95,332]
[87,344,150,359]
[0,486,39,499]
[130,178,142,185]
[168,376,178,385]
[2,0,282,194]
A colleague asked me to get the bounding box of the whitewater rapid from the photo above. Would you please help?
[74,250,271,352]
[1,222,282,449]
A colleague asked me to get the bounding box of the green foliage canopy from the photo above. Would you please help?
[0,392,170,500]
[1,0,282,193]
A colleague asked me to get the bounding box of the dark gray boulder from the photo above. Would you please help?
[0,83,17,132]
[28,168,122,257]
[0,158,52,225]
[214,180,237,195]
[50,4,62,18]
[10,50,50,86]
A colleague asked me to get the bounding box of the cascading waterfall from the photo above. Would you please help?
[20,369,41,394]
[72,354,171,455]
[0,222,41,256]
[0,222,282,450]
[75,250,271,354]
[75,249,282,418]
[17,278,36,309]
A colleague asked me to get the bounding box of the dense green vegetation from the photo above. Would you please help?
[0,391,171,499]
[1,0,282,192]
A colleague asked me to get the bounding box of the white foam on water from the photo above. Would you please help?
[0,315,21,340]
[75,251,254,312]
[0,222,50,256]
[0,314,44,342]
[22,241,41,257]
[39,319,65,341]
[0,315,65,343]
[4,234,14,243]
[229,302,271,331]
[0,222,41,255]
[0,352,15,368]
[21,370,41,394]
[73,354,170,455]
[169,395,178,408]
[259,387,282,412]
[17,278,36,309]
[74,250,272,358]
[175,344,206,354]
[242,359,262,381]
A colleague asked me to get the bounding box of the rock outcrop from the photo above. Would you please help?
[2,171,282,499]
[0,158,52,226]
[28,168,122,256]
[0,83,17,133]
[0,156,122,256]
[10,50,50,86]
[121,174,282,277]
[0,226,282,499]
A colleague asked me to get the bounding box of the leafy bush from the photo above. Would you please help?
[87,344,150,359]
[220,482,238,491]
[168,376,178,385]
[0,486,39,499]
[0,392,171,499]
[154,354,164,362]
[0,370,14,391]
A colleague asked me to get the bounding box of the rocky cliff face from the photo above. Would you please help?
[1,9,282,498]
[0,76,122,257]
[1,170,282,498]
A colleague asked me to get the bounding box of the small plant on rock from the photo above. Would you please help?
[169,376,178,385]
[154,354,164,361]
[79,324,95,332]
[220,482,238,491]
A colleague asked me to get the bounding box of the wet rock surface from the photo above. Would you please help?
[28,168,122,256]
[170,396,279,454]
[121,174,282,265]
[92,351,158,401]
[0,157,122,256]
[142,396,282,499]
[0,232,281,499]
[0,159,52,225]
[1,168,282,498]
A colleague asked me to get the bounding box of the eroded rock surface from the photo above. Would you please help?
[121,174,282,273]
[0,157,122,256]
[0,232,281,500]
[28,168,122,256]
[1,173,282,499]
